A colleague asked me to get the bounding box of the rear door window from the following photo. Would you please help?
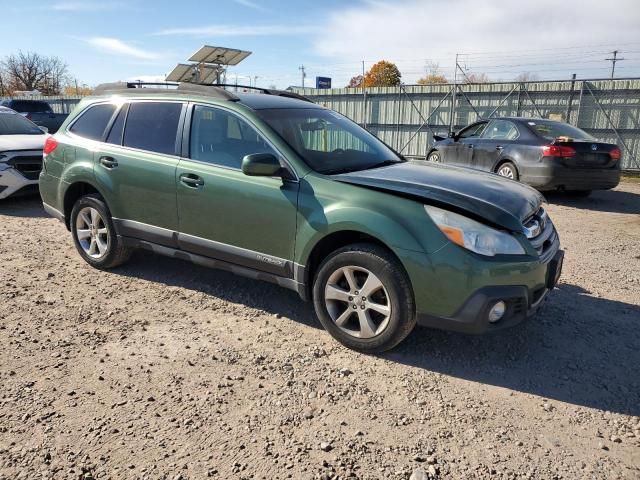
[123,102,182,155]
[69,103,117,141]
[482,120,520,140]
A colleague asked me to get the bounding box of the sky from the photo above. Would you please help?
[2,0,640,89]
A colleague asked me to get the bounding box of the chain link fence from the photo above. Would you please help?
[295,78,640,171]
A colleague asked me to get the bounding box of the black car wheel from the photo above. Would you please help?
[496,161,519,180]
[312,243,416,353]
[428,151,441,163]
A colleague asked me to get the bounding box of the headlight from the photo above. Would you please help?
[425,205,525,256]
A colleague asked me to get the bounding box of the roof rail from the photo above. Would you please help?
[212,84,314,103]
[93,81,238,101]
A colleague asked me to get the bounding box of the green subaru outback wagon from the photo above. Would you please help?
[39,82,563,352]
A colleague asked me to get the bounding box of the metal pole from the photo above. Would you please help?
[399,88,453,154]
[448,53,458,133]
[395,85,401,151]
[487,84,518,118]
[523,85,544,118]
[565,73,577,123]
[362,60,367,130]
[584,82,639,169]
[575,81,584,127]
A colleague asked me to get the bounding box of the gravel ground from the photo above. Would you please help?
[1,182,639,480]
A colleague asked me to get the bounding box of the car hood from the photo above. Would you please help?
[0,134,46,152]
[334,162,544,231]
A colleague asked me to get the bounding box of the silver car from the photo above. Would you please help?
[0,106,47,199]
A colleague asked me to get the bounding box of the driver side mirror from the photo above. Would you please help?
[242,153,286,178]
[448,131,457,140]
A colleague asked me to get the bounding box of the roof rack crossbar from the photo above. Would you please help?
[93,81,238,101]
[211,84,314,103]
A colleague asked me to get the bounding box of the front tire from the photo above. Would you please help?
[427,150,441,163]
[70,194,132,269]
[312,243,416,353]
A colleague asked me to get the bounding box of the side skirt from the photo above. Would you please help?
[119,236,307,299]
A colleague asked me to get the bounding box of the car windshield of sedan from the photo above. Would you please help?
[257,108,403,174]
[0,110,43,135]
[528,120,595,142]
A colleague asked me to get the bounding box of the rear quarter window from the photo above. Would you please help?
[69,104,117,141]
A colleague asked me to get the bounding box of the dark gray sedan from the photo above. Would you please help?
[428,117,622,196]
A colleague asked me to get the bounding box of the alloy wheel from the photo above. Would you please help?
[75,207,109,259]
[498,165,514,179]
[324,266,391,339]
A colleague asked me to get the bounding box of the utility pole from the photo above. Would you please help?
[253,76,259,88]
[606,50,624,79]
[299,65,306,88]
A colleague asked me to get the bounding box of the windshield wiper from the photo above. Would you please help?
[365,159,403,170]
[323,160,402,175]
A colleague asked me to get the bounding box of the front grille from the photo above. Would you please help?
[7,155,42,180]
[523,207,558,262]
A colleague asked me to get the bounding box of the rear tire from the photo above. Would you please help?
[496,161,519,180]
[70,194,132,269]
[312,243,416,353]
[565,190,592,198]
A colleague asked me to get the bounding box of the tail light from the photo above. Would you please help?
[43,137,59,156]
[610,147,621,161]
[542,145,576,158]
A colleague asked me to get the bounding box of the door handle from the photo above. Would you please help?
[179,173,204,188]
[467,144,474,149]
[99,156,118,169]
[496,145,504,151]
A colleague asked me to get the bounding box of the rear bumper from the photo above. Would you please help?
[0,166,39,199]
[415,249,563,334]
[520,163,621,191]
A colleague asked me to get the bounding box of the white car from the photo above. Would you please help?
[0,106,48,199]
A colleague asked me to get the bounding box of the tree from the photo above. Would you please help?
[347,74,363,88]
[0,51,70,95]
[463,72,490,83]
[63,82,93,96]
[515,72,539,82]
[417,61,448,85]
[363,60,401,87]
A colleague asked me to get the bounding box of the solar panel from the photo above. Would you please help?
[165,64,195,83]
[188,45,252,66]
[166,63,221,83]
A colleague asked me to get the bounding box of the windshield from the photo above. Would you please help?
[257,108,403,174]
[527,120,594,141]
[0,111,43,135]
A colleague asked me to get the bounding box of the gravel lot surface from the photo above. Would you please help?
[1,182,639,480]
